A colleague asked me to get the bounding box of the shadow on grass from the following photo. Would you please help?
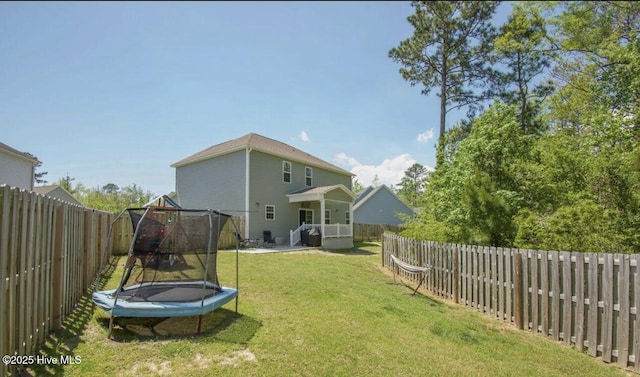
[23,256,119,377]
[95,309,261,345]
[329,248,377,256]
[391,282,447,307]
[329,241,380,256]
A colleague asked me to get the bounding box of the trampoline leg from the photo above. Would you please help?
[197,315,203,334]
[108,315,115,339]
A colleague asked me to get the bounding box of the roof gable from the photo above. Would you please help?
[353,184,412,212]
[171,133,353,177]
[33,185,83,206]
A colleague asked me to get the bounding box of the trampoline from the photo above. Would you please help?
[92,206,239,337]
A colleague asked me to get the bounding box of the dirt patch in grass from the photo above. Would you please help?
[128,360,173,376]
[217,348,257,367]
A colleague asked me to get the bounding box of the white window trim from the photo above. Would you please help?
[345,211,350,225]
[324,209,331,224]
[265,204,276,221]
[305,166,313,186]
[283,160,292,183]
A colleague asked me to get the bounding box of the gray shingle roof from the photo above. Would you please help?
[354,186,375,206]
[171,133,353,177]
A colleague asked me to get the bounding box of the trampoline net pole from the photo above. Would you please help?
[93,208,128,293]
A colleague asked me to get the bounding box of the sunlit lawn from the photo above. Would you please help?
[26,242,629,376]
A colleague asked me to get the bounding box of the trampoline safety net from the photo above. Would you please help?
[116,207,230,303]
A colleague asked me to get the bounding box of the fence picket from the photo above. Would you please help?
[575,253,585,351]
[587,253,599,357]
[478,246,485,312]
[563,251,572,346]
[494,247,504,320]
[522,250,530,330]
[602,254,614,362]
[531,250,539,333]
[0,186,10,376]
[491,247,498,319]
[633,254,640,372]
[506,248,513,322]
[472,246,477,309]
[617,254,630,367]
[484,247,491,314]
[551,251,560,341]
[541,251,549,336]
[25,191,36,354]
[18,191,28,356]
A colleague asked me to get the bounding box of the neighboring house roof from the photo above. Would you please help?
[171,133,353,177]
[353,184,413,213]
[353,186,376,208]
[143,193,181,208]
[0,141,40,164]
[33,185,84,206]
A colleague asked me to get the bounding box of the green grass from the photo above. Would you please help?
[26,242,630,376]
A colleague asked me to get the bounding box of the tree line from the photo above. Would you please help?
[391,1,639,253]
[41,175,155,213]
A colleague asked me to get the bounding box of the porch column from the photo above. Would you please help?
[320,197,325,245]
[349,201,353,238]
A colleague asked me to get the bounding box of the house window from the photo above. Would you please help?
[345,211,350,225]
[283,161,291,183]
[305,167,313,186]
[324,209,331,224]
[266,205,275,220]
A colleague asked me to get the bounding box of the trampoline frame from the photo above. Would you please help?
[91,206,240,338]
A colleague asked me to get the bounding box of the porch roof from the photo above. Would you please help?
[286,184,355,203]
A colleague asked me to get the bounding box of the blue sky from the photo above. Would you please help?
[1,1,512,196]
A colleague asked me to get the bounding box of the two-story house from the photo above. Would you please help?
[171,133,355,249]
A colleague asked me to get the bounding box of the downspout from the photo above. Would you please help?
[245,147,252,239]
[31,162,36,190]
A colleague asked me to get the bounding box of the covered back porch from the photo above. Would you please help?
[286,184,355,249]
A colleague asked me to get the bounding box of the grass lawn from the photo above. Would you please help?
[26,242,631,377]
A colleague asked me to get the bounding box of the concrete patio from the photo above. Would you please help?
[222,245,318,254]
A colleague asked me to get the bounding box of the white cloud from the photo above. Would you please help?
[333,152,424,188]
[334,152,360,168]
[417,129,435,144]
[299,131,310,142]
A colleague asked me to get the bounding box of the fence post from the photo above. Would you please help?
[514,251,524,330]
[453,246,459,304]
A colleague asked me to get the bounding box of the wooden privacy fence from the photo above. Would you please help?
[0,185,114,377]
[382,234,640,371]
[353,223,402,242]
